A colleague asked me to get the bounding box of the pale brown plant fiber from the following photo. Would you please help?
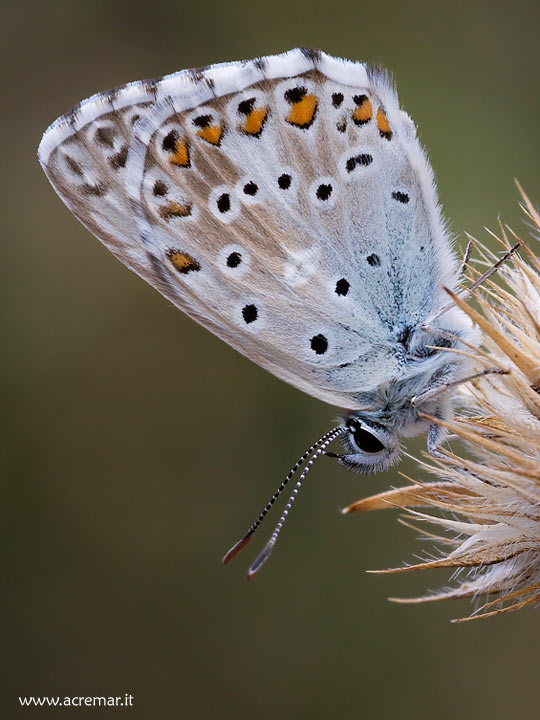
[344,184,540,621]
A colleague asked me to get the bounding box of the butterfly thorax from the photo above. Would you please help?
[347,313,474,427]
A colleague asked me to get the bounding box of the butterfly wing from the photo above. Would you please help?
[39,49,456,410]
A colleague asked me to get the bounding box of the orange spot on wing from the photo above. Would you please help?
[159,201,192,220]
[196,125,223,145]
[243,108,268,136]
[352,96,372,125]
[376,108,392,140]
[167,250,201,274]
[286,95,318,128]
[169,137,190,167]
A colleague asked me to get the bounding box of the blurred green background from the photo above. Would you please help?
[3,0,540,717]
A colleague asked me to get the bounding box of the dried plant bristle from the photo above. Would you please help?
[346,185,540,621]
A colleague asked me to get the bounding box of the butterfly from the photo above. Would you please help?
[39,48,479,577]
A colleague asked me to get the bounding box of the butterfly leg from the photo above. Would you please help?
[457,239,473,280]
[412,367,509,408]
[418,368,505,458]
[427,421,448,459]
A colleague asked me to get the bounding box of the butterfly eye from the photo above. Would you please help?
[347,420,385,453]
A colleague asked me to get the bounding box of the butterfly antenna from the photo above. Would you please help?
[246,426,346,579]
[222,427,344,566]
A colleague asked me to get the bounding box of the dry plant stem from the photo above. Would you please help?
[347,187,540,621]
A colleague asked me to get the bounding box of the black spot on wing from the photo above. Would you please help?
[311,334,328,354]
[284,86,307,104]
[346,154,373,172]
[238,98,256,115]
[316,183,332,201]
[243,181,258,196]
[278,173,292,189]
[193,114,212,128]
[392,191,409,203]
[242,304,258,323]
[335,279,350,296]
[227,252,242,268]
[217,193,231,213]
[162,129,179,152]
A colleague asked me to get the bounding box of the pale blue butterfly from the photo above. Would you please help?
[38,48,480,576]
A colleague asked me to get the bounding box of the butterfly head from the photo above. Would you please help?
[336,415,400,473]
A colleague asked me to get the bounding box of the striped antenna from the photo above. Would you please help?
[246,426,346,579]
[222,426,344,566]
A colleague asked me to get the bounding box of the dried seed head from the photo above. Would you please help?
[348,186,540,621]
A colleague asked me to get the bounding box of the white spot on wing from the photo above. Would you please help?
[283,247,319,288]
